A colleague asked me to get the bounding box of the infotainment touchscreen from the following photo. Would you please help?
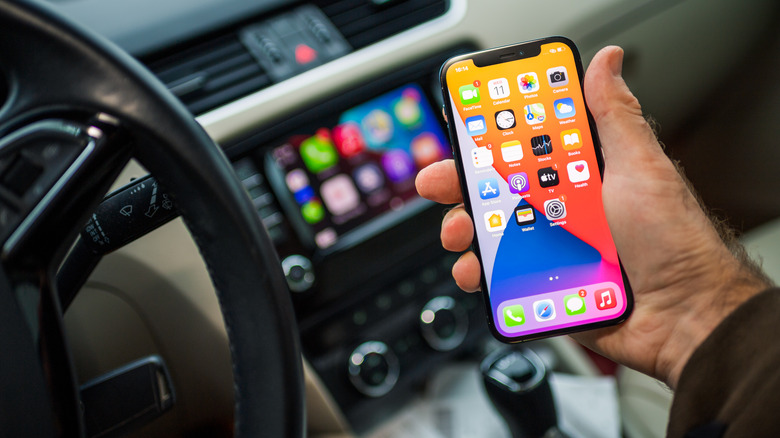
[268,83,450,250]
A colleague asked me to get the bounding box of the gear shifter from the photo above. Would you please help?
[481,348,566,438]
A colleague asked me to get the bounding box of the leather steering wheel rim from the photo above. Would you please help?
[0,1,304,436]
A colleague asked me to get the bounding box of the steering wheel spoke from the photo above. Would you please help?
[0,116,131,437]
[0,117,130,265]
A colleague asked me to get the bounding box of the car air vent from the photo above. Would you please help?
[147,35,272,115]
[315,0,448,49]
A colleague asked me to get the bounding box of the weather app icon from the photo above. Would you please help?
[554,97,575,119]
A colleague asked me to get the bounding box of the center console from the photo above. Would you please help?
[225,45,487,432]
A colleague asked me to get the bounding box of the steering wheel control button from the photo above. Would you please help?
[282,255,315,292]
[348,341,399,398]
[419,296,469,352]
[80,176,178,254]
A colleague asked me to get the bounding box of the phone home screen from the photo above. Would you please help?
[443,39,631,341]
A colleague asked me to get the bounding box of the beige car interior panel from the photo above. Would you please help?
[63,0,778,436]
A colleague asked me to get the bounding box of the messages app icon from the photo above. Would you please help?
[502,304,525,327]
[564,294,586,315]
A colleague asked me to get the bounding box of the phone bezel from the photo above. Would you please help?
[439,36,634,343]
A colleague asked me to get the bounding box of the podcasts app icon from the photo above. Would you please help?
[507,172,530,194]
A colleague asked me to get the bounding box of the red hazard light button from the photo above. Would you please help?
[295,44,318,65]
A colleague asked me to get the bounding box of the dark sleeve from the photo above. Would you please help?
[667,287,780,438]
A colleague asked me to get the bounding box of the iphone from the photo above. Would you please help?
[440,37,632,342]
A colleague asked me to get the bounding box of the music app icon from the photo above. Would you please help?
[595,288,617,311]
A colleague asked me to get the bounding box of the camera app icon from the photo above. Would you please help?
[546,66,569,87]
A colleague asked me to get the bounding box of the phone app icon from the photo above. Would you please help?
[517,72,539,94]
[537,167,559,188]
[523,103,546,125]
[465,115,487,136]
[478,178,500,199]
[567,160,590,183]
[301,199,325,224]
[533,299,556,322]
[300,131,339,173]
[544,199,567,221]
[554,97,576,119]
[514,205,536,226]
[353,164,384,193]
[507,172,530,194]
[488,78,510,99]
[531,135,553,156]
[547,66,569,87]
[459,84,481,104]
[332,122,366,158]
[495,109,516,130]
[501,140,523,162]
[381,149,415,182]
[595,288,617,310]
[320,174,360,216]
[561,129,582,150]
[471,146,493,168]
[484,210,507,232]
[503,304,526,327]
[564,294,586,315]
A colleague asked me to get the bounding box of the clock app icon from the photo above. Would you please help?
[495,109,516,130]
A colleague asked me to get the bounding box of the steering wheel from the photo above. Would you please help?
[0,0,304,436]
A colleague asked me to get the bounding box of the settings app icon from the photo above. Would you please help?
[543,199,567,221]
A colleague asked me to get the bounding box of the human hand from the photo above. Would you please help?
[415,46,770,388]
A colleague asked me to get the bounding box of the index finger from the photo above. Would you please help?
[415,159,463,205]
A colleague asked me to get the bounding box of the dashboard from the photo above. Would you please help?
[50,0,780,436]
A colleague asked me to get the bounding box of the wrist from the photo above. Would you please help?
[655,250,771,388]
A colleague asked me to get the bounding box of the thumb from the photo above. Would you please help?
[584,46,667,171]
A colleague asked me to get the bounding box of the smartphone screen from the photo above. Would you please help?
[441,37,632,342]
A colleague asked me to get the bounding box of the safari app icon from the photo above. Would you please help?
[533,299,556,322]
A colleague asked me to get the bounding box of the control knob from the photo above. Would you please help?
[281,255,315,292]
[347,341,399,398]
[419,296,468,351]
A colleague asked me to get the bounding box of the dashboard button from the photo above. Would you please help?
[419,296,468,352]
[347,341,399,398]
[281,255,315,292]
